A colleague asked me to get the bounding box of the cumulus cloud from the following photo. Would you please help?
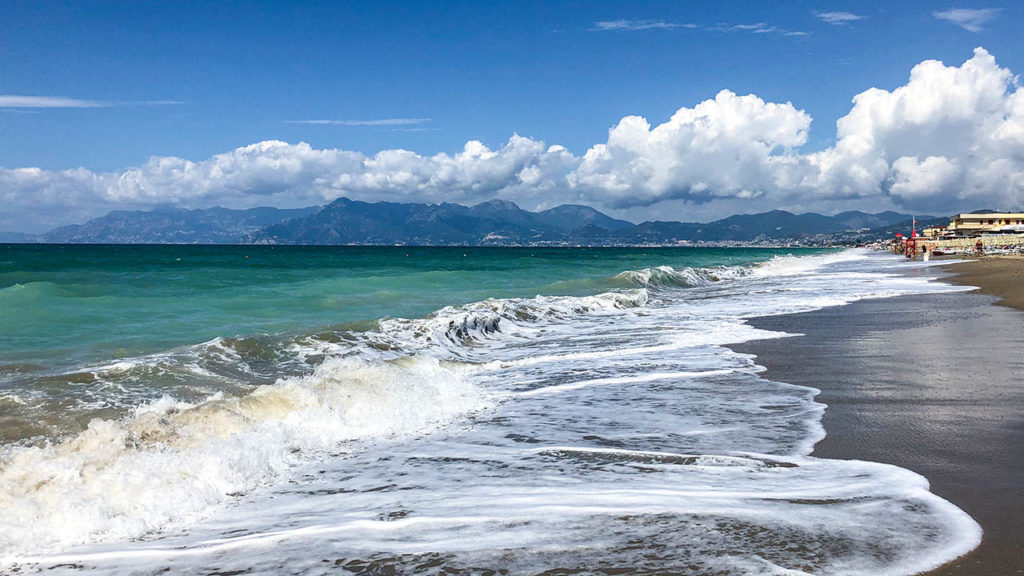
[2,47,1023,233]
[569,90,811,206]
[0,138,577,232]
[805,47,1023,211]
[933,8,1000,32]
[889,156,961,199]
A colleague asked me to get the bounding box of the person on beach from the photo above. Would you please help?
[976,239,984,255]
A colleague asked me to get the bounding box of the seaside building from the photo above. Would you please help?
[889,211,1024,256]
[947,212,1024,236]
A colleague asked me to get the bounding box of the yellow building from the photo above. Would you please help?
[948,213,1024,236]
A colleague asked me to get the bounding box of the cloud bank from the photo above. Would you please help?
[3,48,1023,232]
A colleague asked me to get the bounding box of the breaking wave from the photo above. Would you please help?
[0,356,489,555]
[0,248,982,575]
[0,287,653,556]
[615,250,870,290]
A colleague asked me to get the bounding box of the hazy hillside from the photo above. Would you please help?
[22,198,933,246]
[42,206,319,244]
[249,198,928,245]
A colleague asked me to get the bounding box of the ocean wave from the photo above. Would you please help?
[0,248,980,571]
[374,289,649,352]
[750,249,869,278]
[616,264,752,288]
[0,356,490,556]
[0,280,658,557]
[614,250,869,291]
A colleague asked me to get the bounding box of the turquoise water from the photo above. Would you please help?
[0,244,824,372]
[0,245,984,574]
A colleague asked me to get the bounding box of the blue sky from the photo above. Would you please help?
[2,1,1022,232]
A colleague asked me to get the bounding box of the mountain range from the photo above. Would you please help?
[41,205,319,244]
[248,198,636,245]
[10,198,933,245]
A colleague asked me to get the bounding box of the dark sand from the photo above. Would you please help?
[941,256,1024,311]
[731,288,1024,575]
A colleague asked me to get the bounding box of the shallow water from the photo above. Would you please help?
[0,246,981,575]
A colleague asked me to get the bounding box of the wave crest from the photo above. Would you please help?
[375,289,649,350]
[0,356,489,556]
[616,265,752,288]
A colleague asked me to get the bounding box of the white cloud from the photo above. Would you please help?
[590,20,696,31]
[568,90,811,206]
[889,156,961,199]
[2,48,1024,233]
[288,118,431,126]
[815,11,864,25]
[805,47,1023,211]
[933,8,1000,32]
[0,95,179,109]
[708,22,809,36]
[0,96,109,108]
[592,20,805,36]
[0,137,577,232]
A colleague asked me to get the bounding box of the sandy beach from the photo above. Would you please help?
[731,263,1024,575]
[940,256,1024,311]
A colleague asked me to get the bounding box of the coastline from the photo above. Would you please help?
[730,276,1024,575]
[937,255,1024,311]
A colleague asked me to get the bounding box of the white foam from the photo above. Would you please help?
[1,249,984,575]
[751,249,870,277]
[0,356,490,557]
[515,369,736,397]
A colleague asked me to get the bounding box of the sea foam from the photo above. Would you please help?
[0,356,489,556]
[1,250,983,575]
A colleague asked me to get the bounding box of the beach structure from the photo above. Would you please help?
[891,213,1024,255]
[947,212,1024,237]
[890,212,1024,255]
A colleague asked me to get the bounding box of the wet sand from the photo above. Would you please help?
[940,256,1024,311]
[731,288,1024,575]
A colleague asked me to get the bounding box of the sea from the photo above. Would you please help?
[0,244,981,575]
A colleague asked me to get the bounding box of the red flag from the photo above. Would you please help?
[912,217,917,238]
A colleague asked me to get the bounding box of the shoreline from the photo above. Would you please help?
[730,275,1024,575]
[936,255,1024,311]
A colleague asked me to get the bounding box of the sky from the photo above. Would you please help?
[1,1,1023,233]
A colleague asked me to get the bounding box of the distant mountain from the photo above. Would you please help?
[250,198,569,245]
[25,197,931,246]
[604,210,929,244]
[831,211,914,230]
[249,197,927,246]
[533,204,634,233]
[855,216,949,240]
[43,206,319,244]
[0,231,41,243]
